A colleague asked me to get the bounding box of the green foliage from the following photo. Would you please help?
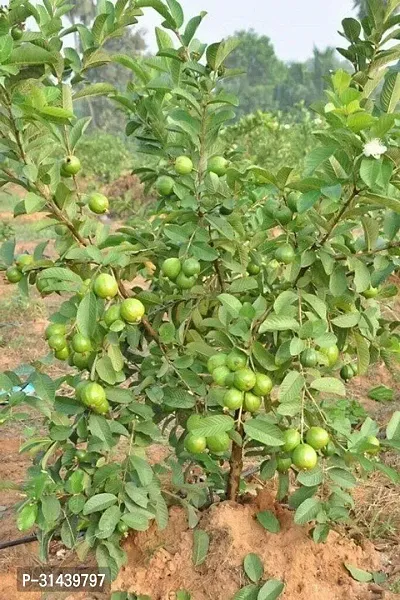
[223,106,319,173]
[0,0,400,589]
[78,133,133,182]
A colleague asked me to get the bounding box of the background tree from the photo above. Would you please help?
[275,47,345,110]
[354,0,368,18]
[225,31,346,116]
[224,30,286,116]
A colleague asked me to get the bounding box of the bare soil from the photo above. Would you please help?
[116,489,397,600]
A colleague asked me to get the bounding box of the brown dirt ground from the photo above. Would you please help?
[116,489,395,600]
[0,206,399,599]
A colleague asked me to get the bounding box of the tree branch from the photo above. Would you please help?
[227,415,244,501]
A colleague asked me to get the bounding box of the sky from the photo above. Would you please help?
[137,0,357,62]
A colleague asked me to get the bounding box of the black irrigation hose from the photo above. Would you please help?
[0,534,37,550]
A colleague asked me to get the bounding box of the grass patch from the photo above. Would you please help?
[352,453,400,541]
[0,293,45,347]
[0,191,56,244]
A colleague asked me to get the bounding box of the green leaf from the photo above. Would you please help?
[135,0,174,24]
[328,468,357,489]
[360,192,400,214]
[360,159,384,190]
[232,585,260,600]
[97,505,121,539]
[252,342,276,371]
[256,511,280,533]
[176,591,192,600]
[257,579,285,600]
[329,267,348,296]
[259,315,299,333]
[77,292,97,338]
[154,494,169,530]
[65,470,85,494]
[387,411,400,440]
[9,43,56,65]
[41,267,82,286]
[32,372,56,402]
[349,258,370,293]
[302,293,327,320]
[62,82,73,112]
[368,385,394,402]
[155,26,174,50]
[0,239,15,267]
[244,418,284,447]
[304,145,336,175]
[362,217,380,251]
[347,112,375,133]
[342,17,361,41]
[83,493,118,515]
[229,277,259,293]
[24,192,46,214]
[39,106,74,122]
[0,34,13,63]
[121,512,151,531]
[192,529,209,566]
[313,523,330,543]
[243,553,264,583]
[310,377,345,396]
[61,518,76,549]
[298,190,321,213]
[41,495,61,523]
[191,415,234,437]
[215,38,240,68]
[96,356,117,386]
[68,495,85,515]
[344,563,373,583]
[74,82,116,100]
[130,455,153,486]
[274,291,298,315]
[108,344,125,371]
[206,215,236,240]
[294,498,321,525]
[166,0,184,28]
[278,371,305,403]
[182,12,207,45]
[218,293,242,318]
[164,387,196,408]
[288,486,319,509]
[70,116,91,150]
[89,414,113,449]
[331,313,360,328]
[297,466,323,487]
[17,504,38,531]
[381,71,400,113]
[172,87,201,113]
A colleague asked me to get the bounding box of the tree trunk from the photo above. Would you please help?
[227,416,244,501]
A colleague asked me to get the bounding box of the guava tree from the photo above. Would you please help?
[0,0,400,584]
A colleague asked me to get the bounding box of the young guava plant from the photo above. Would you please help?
[0,0,399,586]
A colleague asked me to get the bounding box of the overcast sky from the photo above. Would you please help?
[137,0,357,62]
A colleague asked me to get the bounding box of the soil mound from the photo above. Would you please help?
[115,490,393,600]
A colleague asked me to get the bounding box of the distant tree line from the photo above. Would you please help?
[223,30,345,117]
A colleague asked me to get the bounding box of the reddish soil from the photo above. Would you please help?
[116,490,397,600]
